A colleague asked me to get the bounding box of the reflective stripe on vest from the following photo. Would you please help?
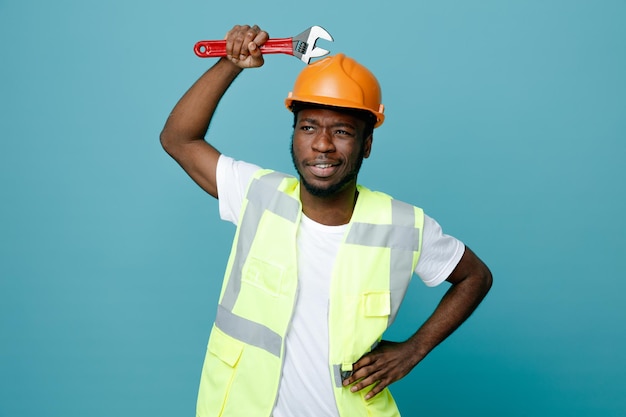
[345,198,420,327]
[332,198,420,387]
[215,171,296,358]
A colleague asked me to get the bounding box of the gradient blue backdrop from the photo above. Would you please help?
[1,1,625,416]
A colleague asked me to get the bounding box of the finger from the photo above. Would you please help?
[248,33,268,63]
[247,41,264,66]
[253,27,269,46]
[343,367,369,387]
[352,353,375,372]
[225,24,251,61]
[350,369,383,393]
[364,381,387,400]
[224,25,240,59]
[344,361,379,390]
[238,27,259,61]
[231,26,250,60]
[342,355,375,386]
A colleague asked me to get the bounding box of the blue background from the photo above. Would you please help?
[1,0,625,416]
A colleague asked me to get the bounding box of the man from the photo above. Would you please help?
[161,24,492,417]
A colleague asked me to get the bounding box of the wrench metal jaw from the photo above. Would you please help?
[291,26,333,64]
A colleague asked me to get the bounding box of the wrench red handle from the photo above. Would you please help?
[194,38,294,58]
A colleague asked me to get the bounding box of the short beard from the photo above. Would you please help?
[290,134,365,198]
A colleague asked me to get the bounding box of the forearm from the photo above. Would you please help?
[160,58,242,152]
[406,269,492,362]
[159,25,267,197]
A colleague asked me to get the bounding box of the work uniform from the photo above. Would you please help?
[196,156,465,417]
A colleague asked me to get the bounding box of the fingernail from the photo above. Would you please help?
[350,386,357,392]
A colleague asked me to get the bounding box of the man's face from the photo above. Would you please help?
[291,107,372,198]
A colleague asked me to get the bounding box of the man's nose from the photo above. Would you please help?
[312,129,335,153]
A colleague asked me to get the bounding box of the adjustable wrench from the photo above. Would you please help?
[194,26,333,64]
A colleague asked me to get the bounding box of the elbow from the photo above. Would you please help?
[465,267,492,308]
[160,129,173,154]
[467,261,493,302]
[482,267,493,296]
[160,128,181,158]
[469,247,493,297]
[475,262,493,301]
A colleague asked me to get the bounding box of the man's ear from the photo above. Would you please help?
[363,134,373,159]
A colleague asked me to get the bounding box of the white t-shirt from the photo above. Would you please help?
[216,155,465,417]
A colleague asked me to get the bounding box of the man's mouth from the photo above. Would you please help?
[307,161,339,178]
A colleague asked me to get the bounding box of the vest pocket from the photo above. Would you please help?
[241,256,285,297]
[362,291,391,317]
[342,292,391,358]
[197,326,244,416]
[208,326,244,367]
[340,291,391,370]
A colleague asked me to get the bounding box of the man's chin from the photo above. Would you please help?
[301,180,335,197]
[300,176,354,198]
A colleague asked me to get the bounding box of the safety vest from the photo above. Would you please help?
[196,170,424,417]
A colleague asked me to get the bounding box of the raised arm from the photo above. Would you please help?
[344,246,493,399]
[160,25,269,198]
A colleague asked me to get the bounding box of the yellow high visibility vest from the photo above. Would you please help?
[196,170,424,417]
